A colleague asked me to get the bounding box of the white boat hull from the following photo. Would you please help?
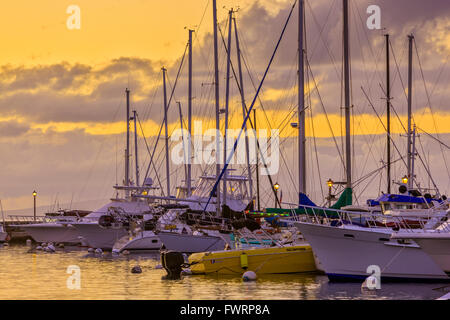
[157,231,230,253]
[113,231,161,252]
[72,222,127,250]
[19,223,81,244]
[393,232,450,273]
[294,222,449,281]
[415,238,450,273]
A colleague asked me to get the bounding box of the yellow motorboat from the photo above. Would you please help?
[188,244,317,275]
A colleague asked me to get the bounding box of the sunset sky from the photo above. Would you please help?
[1,0,449,213]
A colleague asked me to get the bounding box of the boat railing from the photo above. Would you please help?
[7,215,48,223]
[8,214,85,224]
[280,202,439,231]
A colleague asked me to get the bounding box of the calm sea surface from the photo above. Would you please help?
[0,244,447,300]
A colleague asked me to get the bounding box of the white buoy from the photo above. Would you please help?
[112,249,120,255]
[87,248,94,253]
[3,242,9,247]
[122,250,130,255]
[26,239,32,246]
[95,248,103,254]
[46,244,56,252]
[41,243,47,247]
[242,271,257,282]
[36,246,43,251]
[58,243,64,248]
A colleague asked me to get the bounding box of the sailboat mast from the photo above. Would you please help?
[212,0,221,215]
[125,88,131,198]
[133,110,139,187]
[386,34,391,194]
[234,16,254,203]
[298,0,306,201]
[187,29,194,197]
[177,101,188,188]
[343,0,352,191]
[223,9,233,207]
[162,67,171,198]
[254,109,260,211]
[407,34,414,190]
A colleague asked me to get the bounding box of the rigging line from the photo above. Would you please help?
[304,51,325,200]
[430,52,450,97]
[361,86,408,169]
[237,29,276,130]
[416,150,441,197]
[306,0,340,80]
[141,72,162,122]
[355,167,381,204]
[353,0,384,89]
[219,18,295,199]
[139,81,161,166]
[351,91,386,184]
[390,37,409,104]
[306,58,346,170]
[142,43,188,184]
[353,157,402,188]
[136,114,165,197]
[417,134,432,190]
[416,127,450,150]
[308,0,336,58]
[76,97,123,203]
[232,27,295,197]
[414,39,450,182]
[201,0,298,213]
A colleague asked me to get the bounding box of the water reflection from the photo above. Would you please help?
[0,244,445,300]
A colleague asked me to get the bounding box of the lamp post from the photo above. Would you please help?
[274,182,280,208]
[32,190,37,222]
[327,179,333,207]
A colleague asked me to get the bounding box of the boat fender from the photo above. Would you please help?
[242,271,257,282]
[36,246,43,251]
[240,253,248,270]
[46,244,56,252]
[87,248,94,253]
[26,239,32,246]
[95,248,103,254]
[131,265,142,274]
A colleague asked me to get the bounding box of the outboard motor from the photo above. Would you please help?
[161,251,185,280]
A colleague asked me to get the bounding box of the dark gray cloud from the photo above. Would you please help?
[0,120,29,137]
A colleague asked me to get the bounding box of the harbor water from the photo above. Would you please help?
[0,244,447,300]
